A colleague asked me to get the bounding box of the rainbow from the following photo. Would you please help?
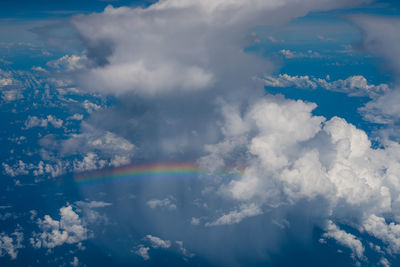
[74,162,243,186]
[75,162,203,185]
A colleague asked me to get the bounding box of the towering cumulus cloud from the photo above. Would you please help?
[72,0,370,96]
[54,0,400,265]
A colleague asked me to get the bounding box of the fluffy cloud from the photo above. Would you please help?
[147,196,176,210]
[198,95,400,261]
[2,160,29,177]
[30,205,87,249]
[279,49,321,59]
[134,245,150,260]
[0,69,24,102]
[322,221,365,261]
[46,55,87,71]
[75,200,112,224]
[0,229,23,260]
[206,204,262,226]
[24,115,63,129]
[176,241,195,259]
[264,73,389,97]
[145,235,171,249]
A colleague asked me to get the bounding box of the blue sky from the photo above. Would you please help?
[1,0,400,266]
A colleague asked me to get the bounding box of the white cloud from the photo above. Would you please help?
[380,257,390,267]
[206,203,262,226]
[24,115,63,129]
[0,229,23,260]
[322,221,365,261]
[67,114,84,121]
[197,94,400,259]
[70,256,79,267]
[191,217,200,226]
[2,160,29,177]
[176,241,195,258]
[75,200,112,209]
[75,200,112,224]
[264,73,389,97]
[0,78,13,86]
[1,90,23,102]
[279,49,321,59]
[265,73,317,89]
[46,55,87,71]
[30,205,87,249]
[134,245,150,260]
[362,215,400,254]
[145,235,171,249]
[61,122,134,168]
[82,100,102,114]
[146,196,176,210]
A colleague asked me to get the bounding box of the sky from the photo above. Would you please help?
[1,0,400,266]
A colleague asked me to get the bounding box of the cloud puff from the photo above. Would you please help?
[0,69,24,102]
[145,235,171,249]
[30,205,87,249]
[46,55,87,71]
[322,221,365,261]
[134,245,150,260]
[147,196,176,210]
[24,115,63,129]
[206,203,262,226]
[176,241,195,259]
[279,49,321,59]
[0,229,23,260]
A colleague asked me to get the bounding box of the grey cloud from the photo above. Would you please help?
[70,0,371,97]
[349,16,400,139]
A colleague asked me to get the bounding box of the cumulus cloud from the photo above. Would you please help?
[134,245,150,260]
[145,235,171,249]
[60,122,135,170]
[146,196,176,210]
[322,221,365,261]
[196,95,400,262]
[0,229,23,260]
[0,69,24,102]
[176,241,195,259]
[264,73,389,97]
[70,256,79,267]
[2,160,29,177]
[279,49,321,59]
[46,55,87,71]
[30,205,87,249]
[24,115,63,129]
[206,204,262,226]
[75,200,112,224]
